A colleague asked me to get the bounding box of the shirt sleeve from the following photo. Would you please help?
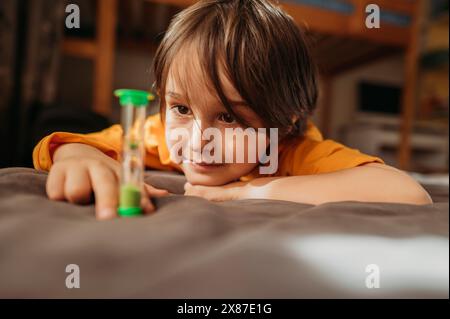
[279,138,385,176]
[32,125,123,171]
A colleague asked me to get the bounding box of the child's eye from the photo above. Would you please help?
[171,105,191,116]
[218,112,236,124]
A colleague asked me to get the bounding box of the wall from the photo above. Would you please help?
[57,47,157,123]
[318,54,405,141]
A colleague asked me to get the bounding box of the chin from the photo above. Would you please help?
[183,170,233,186]
[181,164,240,186]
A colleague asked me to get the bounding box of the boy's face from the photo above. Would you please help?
[163,52,266,186]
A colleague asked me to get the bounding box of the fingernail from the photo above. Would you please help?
[97,208,115,220]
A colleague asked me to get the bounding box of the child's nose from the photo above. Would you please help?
[190,120,218,157]
[190,120,208,152]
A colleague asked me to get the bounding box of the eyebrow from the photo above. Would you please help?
[167,91,183,99]
[166,91,247,107]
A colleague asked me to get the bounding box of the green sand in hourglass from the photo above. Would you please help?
[119,184,142,217]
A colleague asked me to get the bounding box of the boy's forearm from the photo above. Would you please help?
[245,164,432,205]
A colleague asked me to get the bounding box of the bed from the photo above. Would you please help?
[0,167,447,298]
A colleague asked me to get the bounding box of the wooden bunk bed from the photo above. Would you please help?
[62,0,117,117]
[62,0,423,170]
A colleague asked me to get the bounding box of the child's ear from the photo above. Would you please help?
[286,115,300,133]
[285,115,304,137]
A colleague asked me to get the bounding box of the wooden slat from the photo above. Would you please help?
[145,0,195,7]
[281,2,350,37]
[62,38,97,59]
[118,38,159,53]
[398,0,424,170]
[287,0,411,47]
[149,0,416,15]
[326,46,400,75]
[145,0,413,47]
[146,0,351,37]
[347,0,410,47]
[348,0,366,37]
[350,0,416,15]
[320,75,333,138]
[357,24,410,47]
[312,33,401,75]
[312,34,344,54]
[93,0,118,116]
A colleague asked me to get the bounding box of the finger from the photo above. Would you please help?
[141,187,155,215]
[64,167,92,204]
[89,164,118,220]
[46,164,66,201]
[144,184,170,198]
[106,159,121,181]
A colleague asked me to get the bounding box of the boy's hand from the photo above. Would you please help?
[47,143,169,220]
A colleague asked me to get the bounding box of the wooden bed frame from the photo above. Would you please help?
[62,0,423,170]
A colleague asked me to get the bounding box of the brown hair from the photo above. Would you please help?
[153,0,318,138]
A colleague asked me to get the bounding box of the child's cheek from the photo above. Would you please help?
[165,119,191,163]
[222,130,252,164]
[222,133,234,162]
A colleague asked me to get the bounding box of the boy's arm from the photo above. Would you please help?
[33,125,122,171]
[184,163,433,205]
[33,114,177,172]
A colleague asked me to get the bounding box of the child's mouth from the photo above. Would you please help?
[187,161,225,172]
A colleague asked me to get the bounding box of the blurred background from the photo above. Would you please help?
[0,0,448,176]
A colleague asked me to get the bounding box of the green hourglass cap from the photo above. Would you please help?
[114,89,155,107]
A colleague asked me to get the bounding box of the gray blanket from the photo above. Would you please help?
[0,167,448,298]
